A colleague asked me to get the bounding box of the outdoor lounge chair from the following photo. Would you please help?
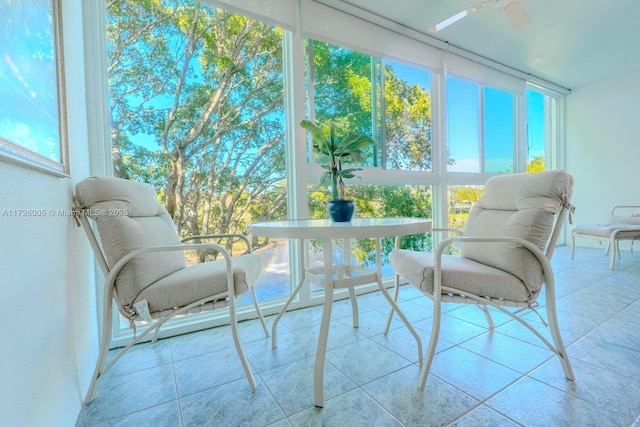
[73,176,268,404]
[388,170,576,390]
[571,205,640,269]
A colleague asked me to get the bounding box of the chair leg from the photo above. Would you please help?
[545,300,575,381]
[478,304,494,329]
[229,295,257,392]
[570,231,576,260]
[418,295,441,390]
[348,286,359,328]
[609,237,617,269]
[250,286,269,337]
[383,273,401,335]
[84,302,115,404]
[152,322,162,343]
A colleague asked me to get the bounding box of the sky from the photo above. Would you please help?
[0,1,60,161]
[125,54,547,172]
[389,60,546,173]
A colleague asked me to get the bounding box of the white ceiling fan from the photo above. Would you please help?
[428,0,531,33]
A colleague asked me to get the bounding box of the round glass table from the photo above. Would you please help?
[249,217,432,407]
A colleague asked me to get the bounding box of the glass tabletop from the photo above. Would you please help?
[248,217,431,239]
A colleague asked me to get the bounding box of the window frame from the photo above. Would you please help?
[85,0,566,348]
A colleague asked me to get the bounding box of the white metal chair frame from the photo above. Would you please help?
[571,205,640,269]
[386,207,575,391]
[74,202,269,404]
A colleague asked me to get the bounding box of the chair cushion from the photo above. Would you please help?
[137,253,262,314]
[460,171,573,298]
[391,249,529,302]
[610,215,640,225]
[575,223,640,238]
[75,177,187,307]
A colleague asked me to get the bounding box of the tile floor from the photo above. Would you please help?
[76,246,640,426]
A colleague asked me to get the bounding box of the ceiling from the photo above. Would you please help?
[335,0,640,91]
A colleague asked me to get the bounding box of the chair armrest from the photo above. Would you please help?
[182,233,253,253]
[432,227,463,236]
[611,205,640,216]
[394,227,463,250]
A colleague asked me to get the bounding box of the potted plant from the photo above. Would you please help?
[300,119,375,222]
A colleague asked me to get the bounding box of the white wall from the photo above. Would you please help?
[0,1,98,425]
[566,69,640,248]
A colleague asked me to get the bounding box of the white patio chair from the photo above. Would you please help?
[388,170,576,390]
[571,205,640,269]
[73,176,268,404]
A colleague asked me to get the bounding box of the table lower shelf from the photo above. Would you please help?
[305,264,378,289]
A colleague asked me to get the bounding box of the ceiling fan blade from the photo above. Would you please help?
[428,1,489,33]
[500,0,531,30]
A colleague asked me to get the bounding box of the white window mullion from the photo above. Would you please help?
[479,85,485,173]
[514,91,527,173]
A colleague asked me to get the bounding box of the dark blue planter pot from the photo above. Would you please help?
[327,200,355,222]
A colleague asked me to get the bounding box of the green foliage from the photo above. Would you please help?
[527,156,545,172]
[308,183,432,265]
[108,2,436,265]
[107,0,286,239]
[301,119,374,200]
[383,67,434,170]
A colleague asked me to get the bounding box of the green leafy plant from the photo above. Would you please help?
[301,119,375,200]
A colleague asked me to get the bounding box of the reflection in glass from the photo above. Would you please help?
[447,76,480,172]
[484,87,514,173]
[384,60,433,171]
[526,89,547,171]
[0,0,60,160]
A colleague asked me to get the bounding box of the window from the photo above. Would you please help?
[306,40,434,273]
[447,184,484,232]
[95,0,565,344]
[307,41,434,172]
[526,88,548,171]
[447,76,480,172]
[383,60,433,171]
[447,76,516,173]
[484,87,514,173]
[106,0,289,338]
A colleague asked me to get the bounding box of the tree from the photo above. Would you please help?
[384,67,433,171]
[308,41,435,264]
[108,3,435,263]
[527,156,545,172]
[107,0,287,242]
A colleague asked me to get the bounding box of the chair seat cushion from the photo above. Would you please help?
[135,253,262,314]
[610,215,640,225]
[574,223,640,238]
[391,249,530,303]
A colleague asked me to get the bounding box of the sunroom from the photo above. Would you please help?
[2,0,640,425]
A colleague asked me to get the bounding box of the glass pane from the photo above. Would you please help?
[446,185,484,255]
[308,184,432,289]
[384,60,433,171]
[526,89,546,171]
[484,87,514,173]
[106,1,288,312]
[309,40,375,167]
[447,76,480,172]
[448,185,484,230]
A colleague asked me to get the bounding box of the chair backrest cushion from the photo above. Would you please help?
[461,170,573,296]
[75,177,186,308]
